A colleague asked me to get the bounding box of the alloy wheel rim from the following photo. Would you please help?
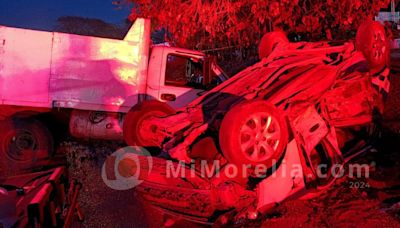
[239,112,281,162]
[372,31,386,61]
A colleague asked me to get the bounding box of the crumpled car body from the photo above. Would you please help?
[133,36,390,224]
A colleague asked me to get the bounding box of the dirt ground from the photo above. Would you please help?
[62,54,400,227]
[63,131,400,227]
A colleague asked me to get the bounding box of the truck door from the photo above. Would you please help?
[158,54,206,109]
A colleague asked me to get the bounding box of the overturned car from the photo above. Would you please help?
[122,21,391,225]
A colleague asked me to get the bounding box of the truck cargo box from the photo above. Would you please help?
[0,18,150,112]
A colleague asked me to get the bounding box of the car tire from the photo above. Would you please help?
[356,20,390,70]
[219,100,288,168]
[0,117,54,176]
[258,31,289,59]
[123,100,175,147]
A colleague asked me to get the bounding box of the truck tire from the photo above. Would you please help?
[258,31,289,59]
[219,101,288,169]
[123,100,175,148]
[0,117,54,176]
[356,20,390,70]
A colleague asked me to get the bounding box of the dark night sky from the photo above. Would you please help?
[0,0,131,30]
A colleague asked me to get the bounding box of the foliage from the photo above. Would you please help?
[127,0,390,49]
[55,16,130,39]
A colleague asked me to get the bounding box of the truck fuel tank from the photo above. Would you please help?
[69,110,124,140]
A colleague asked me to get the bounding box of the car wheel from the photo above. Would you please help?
[258,31,289,59]
[0,117,54,176]
[219,101,288,168]
[356,20,390,70]
[123,100,175,147]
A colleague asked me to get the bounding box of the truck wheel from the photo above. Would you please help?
[219,101,288,169]
[0,117,54,176]
[356,21,390,70]
[123,100,175,147]
[258,31,289,59]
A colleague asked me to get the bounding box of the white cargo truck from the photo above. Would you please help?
[0,18,227,171]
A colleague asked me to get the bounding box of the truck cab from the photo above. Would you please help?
[147,46,228,109]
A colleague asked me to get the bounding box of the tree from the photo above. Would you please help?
[126,0,390,49]
[55,16,130,39]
